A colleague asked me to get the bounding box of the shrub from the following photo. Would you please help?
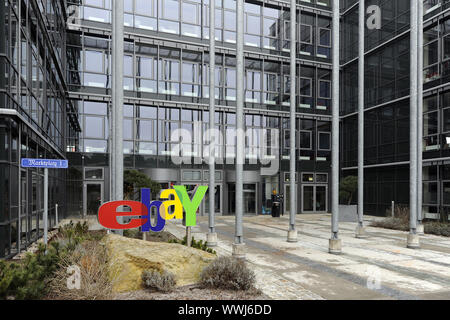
[142,270,176,293]
[424,222,450,237]
[0,243,62,300]
[168,236,216,255]
[200,257,255,291]
[57,221,91,251]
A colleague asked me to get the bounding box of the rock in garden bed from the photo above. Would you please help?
[105,234,216,293]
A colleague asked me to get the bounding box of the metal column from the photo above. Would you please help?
[287,0,298,243]
[356,0,367,238]
[233,0,245,258]
[43,168,48,247]
[408,0,420,248]
[207,0,218,247]
[417,0,424,234]
[110,0,116,202]
[329,0,341,254]
[112,0,124,235]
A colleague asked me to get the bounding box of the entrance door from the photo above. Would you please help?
[302,185,328,213]
[315,185,328,212]
[243,184,257,215]
[227,183,257,215]
[203,184,223,216]
[84,183,103,216]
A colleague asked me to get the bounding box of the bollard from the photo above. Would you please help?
[55,204,59,227]
[391,201,395,218]
[186,226,192,247]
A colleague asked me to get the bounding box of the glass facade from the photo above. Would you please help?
[341,0,450,220]
[65,0,334,222]
[0,0,80,258]
[2,0,450,257]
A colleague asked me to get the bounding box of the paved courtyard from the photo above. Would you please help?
[166,214,450,300]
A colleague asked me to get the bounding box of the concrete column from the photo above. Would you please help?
[417,0,424,236]
[112,0,124,235]
[233,0,245,259]
[329,0,341,254]
[408,0,420,249]
[207,0,217,247]
[356,0,367,239]
[288,0,298,243]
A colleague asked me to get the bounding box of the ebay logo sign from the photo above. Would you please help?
[98,186,208,232]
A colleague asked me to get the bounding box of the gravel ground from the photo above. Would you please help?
[114,285,270,300]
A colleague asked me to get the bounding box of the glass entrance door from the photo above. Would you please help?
[84,183,103,216]
[228,183,257,215]
[315,186,327,212]
[302,185,328,213]
[302,185,314,212]
[204,184,222,216]
[243,184,257,215]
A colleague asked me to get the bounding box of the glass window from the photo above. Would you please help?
[319,80,331,98]
[300,131,312,149]
[182,1,199,24]
[139,106,157,118]
[319,28,331,46]
[160,0,179,21]
[183,170,202,181]
[136,0,155,16]
[318,132,331,150]
[138,120,155,141]
[300,78,312,96]
[85,50,103,73]
[124,55,133,77]
[85,168,104,180]
[302,173,314,183]
[84,101,107,115]
[85,116,104,139]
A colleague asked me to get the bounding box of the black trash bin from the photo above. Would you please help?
[271,194,281,217]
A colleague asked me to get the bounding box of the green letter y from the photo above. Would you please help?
[173,185,208,227]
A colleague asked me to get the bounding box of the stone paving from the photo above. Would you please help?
[166,214,450,300]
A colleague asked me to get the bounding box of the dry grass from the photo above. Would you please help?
[47,240,117,300]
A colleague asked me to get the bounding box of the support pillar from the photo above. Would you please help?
[233,0,245,258]
[207,0,217,248]
[408,0,420,249]
[288,0,298,243]
[329,0,342,254]
[112,0,124,236]
[417,0,424,236]
[356,0,367,239]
